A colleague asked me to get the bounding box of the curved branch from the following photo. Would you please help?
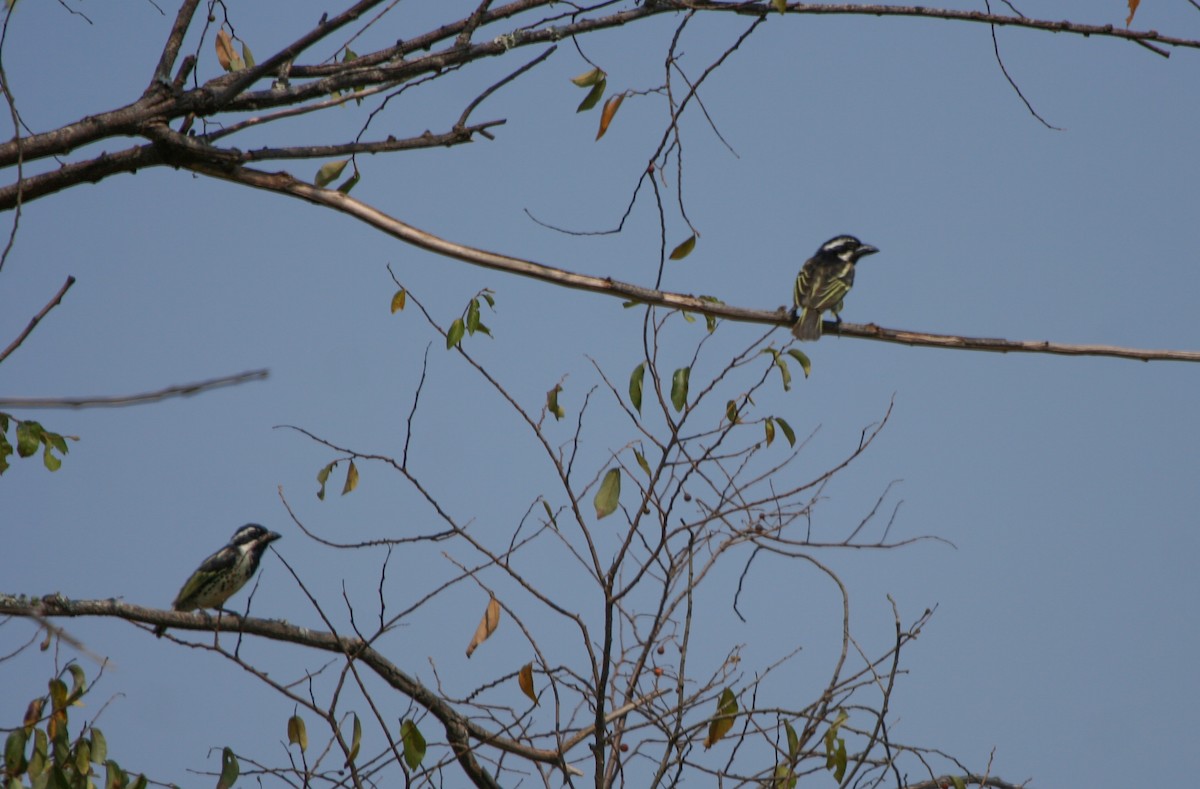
[171,159,1200,365]
[0,594,592,783]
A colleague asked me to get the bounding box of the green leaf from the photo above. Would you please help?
[89,728,106,764]
[216,747,238,789]
[669,234,696,260]
[764,419,775,447]
[345,714,362,766]
[28,729,46,778]
[336,172,360,194]
[390,289,406,313]
[48,678,68,712]
[4,729,28,775]
[66,664,86,700]
[541,500,557,527]
[824,709,848,781]
[287,715,307,752]
[951,777,967,789]
[773,0,787,12]
[784,720,799,757]
[343,47,358,62]
[42,443,62,471]
[786,349,812,379]
[703,688,738,749]
[0,431,13,475]
[569,67,605,87]
[46,432,68,455]
[399,720,426,770]
[104,760,128,789]
[446,318,465,349]
[466,298,481,334]
[576,79,606,112]
[314,159,349,187]
[341,460,359,495]
[698,295,723,332]
[74,739,90,775]
[241,42,255,69]
[776,357,792,392]
[480,290,496,308]
[832,737,847,782]
[16,420,40,458]
[594,468,620,520]
[771,762,797,789]
[629,363,645,413]
[726,400,739,425]
[316,461,335,501]
[130,774,148,789]
[634,450,651,477]
[547,384,565,421]
[670,367,690,412]
[775,417,796,448]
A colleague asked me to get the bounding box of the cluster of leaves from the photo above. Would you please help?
[286,711,425,775]
[445,291,495,349]
[0,414,73,475]
[214,29,254,73]
[570,67,625,141]
[3,664,146,789]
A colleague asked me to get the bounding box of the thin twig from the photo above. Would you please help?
[0,275,75,364]
[0,369,269,409]
[984,0,1062,128]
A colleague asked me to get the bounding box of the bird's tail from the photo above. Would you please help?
[792,308,822,341]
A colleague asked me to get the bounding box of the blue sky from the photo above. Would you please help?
[2,1,1198,786]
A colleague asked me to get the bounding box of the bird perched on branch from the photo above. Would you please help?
[154,524,281,637]
[792,235,879,341]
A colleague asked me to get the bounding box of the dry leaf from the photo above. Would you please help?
[518,662,538,705]
[466,595,501,658]
[215,30,236,71]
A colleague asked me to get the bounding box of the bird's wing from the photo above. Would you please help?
[796,262,854,312]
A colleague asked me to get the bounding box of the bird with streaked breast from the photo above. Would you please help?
[154,524,281,637]
[792,235,879,341]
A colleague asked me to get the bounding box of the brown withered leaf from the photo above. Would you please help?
[518,662,538,705]
[465,595,501,658]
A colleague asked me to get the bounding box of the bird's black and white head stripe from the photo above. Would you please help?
[817,235,878,264]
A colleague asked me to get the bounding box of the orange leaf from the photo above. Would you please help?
[596,93,625,140]
[465,596,501,658]
[518,662,538,705]
[1125,0,1140,27]
[215,30,236,71]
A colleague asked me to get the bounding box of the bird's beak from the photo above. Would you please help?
[859,245,879,257]
[265,531,282,543]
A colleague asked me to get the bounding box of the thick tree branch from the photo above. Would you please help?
[167,158,1200,365]
[0,144,165,208]
[0,2,1191,218]
[148,0,202,89]
[0,594,594,782]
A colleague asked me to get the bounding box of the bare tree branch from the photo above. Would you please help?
[162,157,1200,365]
[0,369,269,409]
[0,275,75,365]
